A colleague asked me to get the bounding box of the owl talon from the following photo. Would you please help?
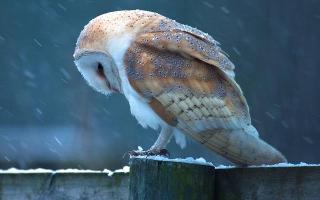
[158,149,170,157]
[128,149,170,158]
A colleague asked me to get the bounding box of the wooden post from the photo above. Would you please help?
[129,157,215,200]
[215,165,320,200]
[0,171,129,200]
[1,161,319,199]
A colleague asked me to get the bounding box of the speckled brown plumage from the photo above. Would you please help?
[124,20,250,131]
[121,12,285,164]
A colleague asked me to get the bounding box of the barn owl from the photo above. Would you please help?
[74,10,286,165]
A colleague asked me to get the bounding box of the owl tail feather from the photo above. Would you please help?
[194,126,287,166]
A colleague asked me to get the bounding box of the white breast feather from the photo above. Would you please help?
[105,27,186,148]
[106,32,165,130]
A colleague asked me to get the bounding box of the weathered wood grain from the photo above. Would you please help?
[1,158,320,200]
[215,166,320,200]
[0,172,129,200]
[129,158,215,200]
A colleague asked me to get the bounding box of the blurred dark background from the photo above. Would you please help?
[0,0,319,170]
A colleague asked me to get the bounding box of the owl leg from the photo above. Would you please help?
[129,126,173,157]
[150,126,173,151]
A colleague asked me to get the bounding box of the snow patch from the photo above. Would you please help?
[135,156,214,166]
[134,156,320,169]
[1,162,318,175]
[110,166,130,176]
[0,166,130,176]
[250,162,320,168]
[215,165,236,169]
[216,162,320,169]
[0,168,53,173]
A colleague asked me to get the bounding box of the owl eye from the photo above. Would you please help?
[96,62,106,79]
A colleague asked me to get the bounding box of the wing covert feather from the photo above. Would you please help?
[124,31,251,133]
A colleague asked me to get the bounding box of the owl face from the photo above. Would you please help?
[74,50,121,95]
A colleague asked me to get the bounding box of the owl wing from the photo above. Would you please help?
[144,18,237,80]
[124,28,286,165]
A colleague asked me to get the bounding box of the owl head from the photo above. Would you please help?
[73,15,122,96]
[74,50,121,96]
